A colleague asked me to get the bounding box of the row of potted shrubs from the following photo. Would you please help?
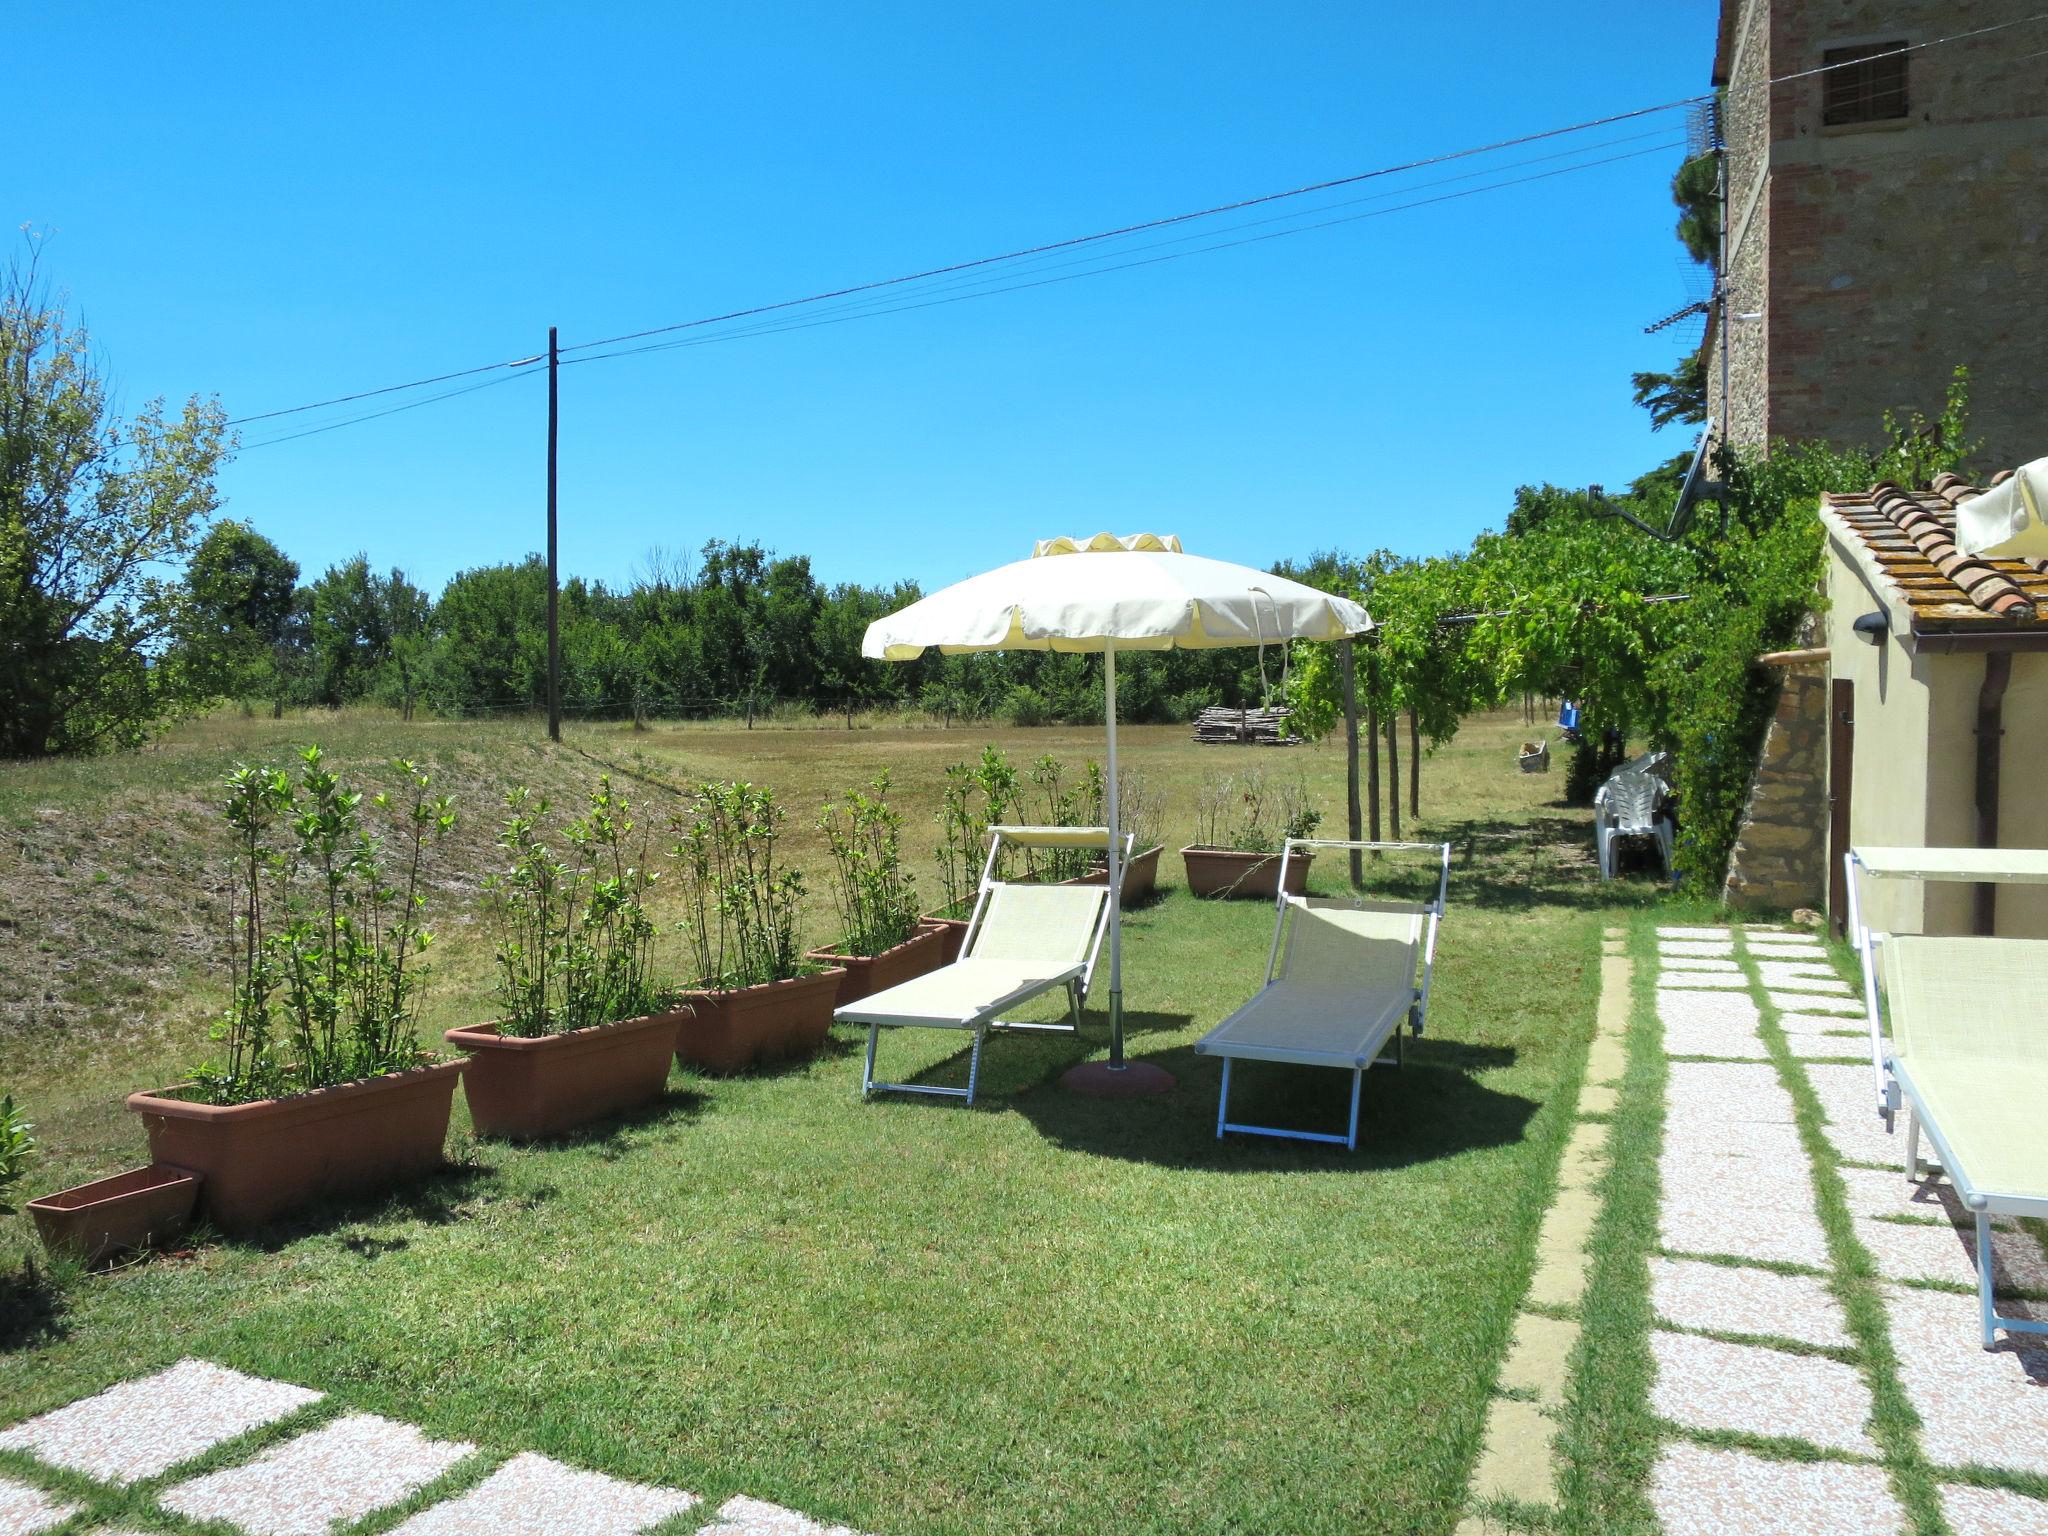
[21,747,1323,1262]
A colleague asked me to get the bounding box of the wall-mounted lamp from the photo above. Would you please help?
[1852,611,1889,646]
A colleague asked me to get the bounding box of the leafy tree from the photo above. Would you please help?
[175,520,299,700]
[1631,351,1708,431]
[1671,151,1722,269]
[0,253,231,755]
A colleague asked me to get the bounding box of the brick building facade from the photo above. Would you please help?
[1703,1,2045,468]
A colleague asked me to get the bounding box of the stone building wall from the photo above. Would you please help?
[1723,665,1828,912]
[1706,0,2047,469]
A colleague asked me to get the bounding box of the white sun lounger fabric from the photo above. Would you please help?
[1196,840,1450,1149]
[1847,847,2048,1347]
[839,828,1121,1106]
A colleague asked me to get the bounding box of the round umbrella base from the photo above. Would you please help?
[1059,1060,1176,1098]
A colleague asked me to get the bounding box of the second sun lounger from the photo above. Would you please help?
[1847,845,2048,1348]
[1195,839,1451,1149]
[839,825,1126,1106]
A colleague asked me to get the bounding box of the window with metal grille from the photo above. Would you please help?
[1822,42,1909,125]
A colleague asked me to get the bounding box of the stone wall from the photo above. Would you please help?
[1707,0,2047,469]
[1723,665,1828,911]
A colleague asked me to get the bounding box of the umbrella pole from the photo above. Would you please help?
[1105,642,1124,1068]
[1058,640,1172,1099]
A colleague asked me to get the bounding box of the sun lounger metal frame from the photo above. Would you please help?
[1846,845,2048,1347]
[838,825,1129,1105]
[1195,839,1451,1150]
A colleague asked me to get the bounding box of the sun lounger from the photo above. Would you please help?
[1195,840,1451,1149]
[839,826,1127,1106]
[1847,846,2048,1347]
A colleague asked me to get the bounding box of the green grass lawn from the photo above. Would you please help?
[0,707,1669,1535]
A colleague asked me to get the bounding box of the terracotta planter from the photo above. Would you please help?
[675,968,845,1074]
[29,1164,200,1267]
[805,924,947,1007]
[1061,843,1165,902]
[126,1059,465,1234]
[445,1009,688,1140]
[920,910,974,965]
[1180,846,1314,900]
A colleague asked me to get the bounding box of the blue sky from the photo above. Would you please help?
[15,1,1718,597]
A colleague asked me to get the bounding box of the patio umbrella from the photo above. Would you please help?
[864,532,1371,1095]
[1955,457,2048,559]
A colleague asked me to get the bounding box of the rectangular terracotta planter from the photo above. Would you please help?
[445,1008,688,1140]
[919,910,973,965]
[1060,843,1165,901]
[1180,846,1314,899]
[126,1059,465,1234]
[29,1164,200,1267]
[805,923,947,1007]
[675,967,844,1074]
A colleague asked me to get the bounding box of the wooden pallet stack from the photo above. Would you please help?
[1192,705,1300,745]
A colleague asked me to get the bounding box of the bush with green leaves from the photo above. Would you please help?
[483,778,664,1037]
[817,771,921,958]
[196,748,454,1106]
[0,1095,32,1217]
[672,781,809,990]
[1193,768,1321,853]
[934,746,1019,914]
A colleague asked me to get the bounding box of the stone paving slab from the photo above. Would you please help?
[1650,1443,1903,1536]
[0,1476,77,1536]
[1661,940,1737,957]
[1767,990,1864,1015]
[1661,1192,1833,1269]
[1854,1216,2048,1296]
[1753,970,1854,996]
[386,1452,696,1536]
[1835,1168,2011,1230]
[697,1494,867,1536]
[1777,1011,1870,1037]
[1659,956,1744,973]
[1804,1064,1926,1169]
[1649,1330,1878,1453]
[1784,1032,1869,1060]
[1660,926,1735,939]
[162,1413,475,1536]
[1667,1062,1796,1123]
[1660,1142,1818,1194]
[1468,1397,1557,1507]
[1941,1483,2048,1536]
[1650,1257,1851,1348]
[1658,990,1766,1059]
[1658,974,1752,991]
[0,1361,320,1486]
[1883,1284,2048,1476]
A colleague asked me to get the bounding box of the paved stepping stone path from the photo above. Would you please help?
[0,1365,867,1536]
[1643,927,2048,1535]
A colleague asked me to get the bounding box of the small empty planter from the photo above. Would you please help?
[30,1163,200,1266]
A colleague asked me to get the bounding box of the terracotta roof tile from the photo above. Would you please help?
[1824,473,2046,633]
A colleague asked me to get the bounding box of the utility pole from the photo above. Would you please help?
[1340,639,1363,887]
[546,325,561,744]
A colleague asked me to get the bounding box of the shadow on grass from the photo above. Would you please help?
[1012,1034,1533,1172]
[481,1085,710,1152]
[231,1160,500,1255]
[1371,815,1672,914]
[0,1263,69,1353]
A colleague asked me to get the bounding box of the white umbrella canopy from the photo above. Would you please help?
[864,533,1370,659]
[1956,458,2048,560]
[863,533,1372,1095]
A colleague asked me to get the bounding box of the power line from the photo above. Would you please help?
[237,369,540,449]
[560,139,1686,370]
[554,125,1687,365]
[220,9,2047,434]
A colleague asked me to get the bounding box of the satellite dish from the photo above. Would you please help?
[1668,419,1724,539]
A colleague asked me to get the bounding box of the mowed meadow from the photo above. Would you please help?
[0,705,1661,1535]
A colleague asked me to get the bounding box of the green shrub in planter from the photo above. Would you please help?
[818,771,920,959]
[193,748,455,1106]
[484,777,665,1037]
